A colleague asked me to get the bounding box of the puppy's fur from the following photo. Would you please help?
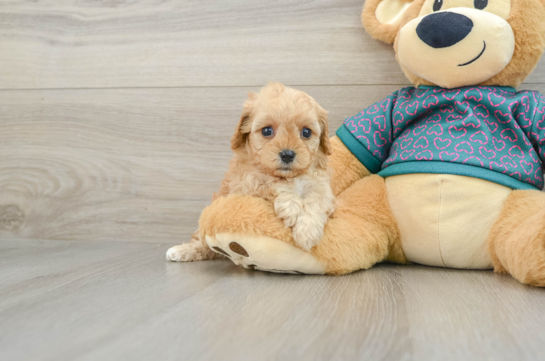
[167,82,336,262]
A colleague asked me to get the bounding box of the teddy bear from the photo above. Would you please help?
[197,0,545,287]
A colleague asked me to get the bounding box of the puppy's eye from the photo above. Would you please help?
[261,126,274,137]
[433,0,443,11]
[474,0,488,10]
[301,128,312,139]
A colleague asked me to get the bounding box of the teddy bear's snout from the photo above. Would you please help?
[416,12,473,49]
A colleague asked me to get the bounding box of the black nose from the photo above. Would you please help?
[279,149,296,164]
[416,12,473,49]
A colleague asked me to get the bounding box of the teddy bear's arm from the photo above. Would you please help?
[328,136,371,196]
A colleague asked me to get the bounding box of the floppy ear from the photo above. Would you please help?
[362,0,421,44]
[231,93,257,150]
[318,107,332,156]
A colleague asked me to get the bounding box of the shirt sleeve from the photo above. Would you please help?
[336,91,398,173]
[531,94,545,164]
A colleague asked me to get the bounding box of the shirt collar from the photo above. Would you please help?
[416,85,517,93]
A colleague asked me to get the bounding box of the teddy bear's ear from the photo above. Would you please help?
[362,0,419,44]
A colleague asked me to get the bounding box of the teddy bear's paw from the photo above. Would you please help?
[205,233,326,274]
[291,212,327,251]
[166,242,220,262]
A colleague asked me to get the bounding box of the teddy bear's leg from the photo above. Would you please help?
[312,174,406,274]
[199,175,405,275]
[487,189,545,287]
[199,194,326,274]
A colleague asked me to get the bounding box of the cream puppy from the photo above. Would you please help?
[166,82,336,262]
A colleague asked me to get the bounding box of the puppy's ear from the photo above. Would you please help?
[318,107,332,156]
[231,93,257,150]
[362,0,422,44]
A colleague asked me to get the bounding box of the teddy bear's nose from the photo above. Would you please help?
[417,12,473,49]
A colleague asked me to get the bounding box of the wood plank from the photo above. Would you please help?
[1,0,544,89]
[1,84,545,244]
[0,85,401,243]
[1,239,545,361]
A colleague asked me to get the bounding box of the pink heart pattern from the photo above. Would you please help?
[341,87,545,189]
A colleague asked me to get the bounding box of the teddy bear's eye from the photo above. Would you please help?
[433,0,443,12]
[474,0,488,10]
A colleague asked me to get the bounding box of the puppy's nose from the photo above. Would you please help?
[417,12,473,49]
[279,149,296,164]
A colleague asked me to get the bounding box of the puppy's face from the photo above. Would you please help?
[231,83,331,178]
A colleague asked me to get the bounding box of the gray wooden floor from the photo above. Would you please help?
[2,239,545,361]
[1,1,545,360]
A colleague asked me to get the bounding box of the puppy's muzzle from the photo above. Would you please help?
[279,149,296,164]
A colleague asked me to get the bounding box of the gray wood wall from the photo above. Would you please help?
[1,0,544,244]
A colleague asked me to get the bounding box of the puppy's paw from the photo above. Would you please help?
[282,215,298,228]
[291,212,328,251]
[166,243,219,262]
[274,196,303,228]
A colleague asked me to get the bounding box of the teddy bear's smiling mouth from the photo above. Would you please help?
[458,41,487,67]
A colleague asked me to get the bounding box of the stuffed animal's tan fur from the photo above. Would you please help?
[488,190,545,286]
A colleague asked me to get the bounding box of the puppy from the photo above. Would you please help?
[166,82,336,262]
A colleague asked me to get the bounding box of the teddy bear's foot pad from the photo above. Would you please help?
[205,233,326,274]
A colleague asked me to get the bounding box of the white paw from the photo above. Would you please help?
[166,243,213,262]
[282,214,298,228]
[274,196,303,228]
[291,212,328,251]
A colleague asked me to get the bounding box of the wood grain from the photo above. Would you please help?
[0,0,544,90]
[2,84,545,244]
[0,85,407,243]
[0,85,545,244]
[1,239,544,361]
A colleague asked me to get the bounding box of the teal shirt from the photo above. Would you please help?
[336,86,545,190]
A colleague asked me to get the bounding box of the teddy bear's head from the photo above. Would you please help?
[363,0,545,89]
